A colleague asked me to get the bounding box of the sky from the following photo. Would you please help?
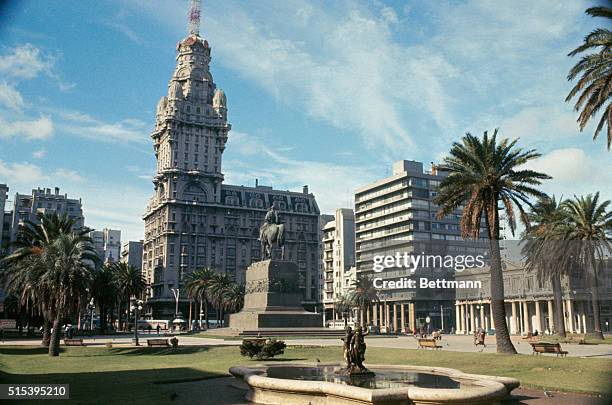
[0,0,610,242]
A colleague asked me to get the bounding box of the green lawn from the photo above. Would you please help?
[0,345,610,404]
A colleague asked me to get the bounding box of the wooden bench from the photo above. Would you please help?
[64,338,85,346]
[417,338,442,350]
[530,342,568,357]
[147,338,170,347]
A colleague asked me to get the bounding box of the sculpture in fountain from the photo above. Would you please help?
[338,324,374,376]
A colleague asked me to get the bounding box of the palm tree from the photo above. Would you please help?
[185,268,214,328]
[0,212,88,347]
[334,294,352,326]
[522,196,569,336]
[223,283,245,314]
[566,6,612,150]
[41,233,98,356]
[433,130,550,354]
[91,264,118,333]
[111,262,146,331]
[350,276,379,326]
[561,193,612,340]
[207,272,233,327]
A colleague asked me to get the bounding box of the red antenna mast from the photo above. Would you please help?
[188,0,201,36]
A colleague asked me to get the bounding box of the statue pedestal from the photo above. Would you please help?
[229,260,322,331]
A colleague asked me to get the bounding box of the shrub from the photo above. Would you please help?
[240,338,286,360]
[170,337,179,348]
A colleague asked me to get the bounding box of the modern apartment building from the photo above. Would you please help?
[142,15,321,318]
[120,240,144,270]
[354,160,486,332]
[90,228,122,263]
[321,208,356,323]
[9,187,85,245]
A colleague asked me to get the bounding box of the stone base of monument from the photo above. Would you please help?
[334,367,375,377]
[229,260,324,332]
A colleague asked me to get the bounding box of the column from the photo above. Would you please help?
[479,304,485,330]
[373,303,378,326]
[566,299,574,333]
[385,302,390,330]
[581,302,588,334]
[366,305,371,325]
[464,304,469,333]
[469,304,475,333]
[455,304,461,333]
[547,300,554,334]
[401,303,406,332]
[392,303,398,333]
[380,303,384,327]
[409,302,416,332]
[535,300,542,333]
[511,301,517,334]
[489,302,495,329]
[523,300,531,333]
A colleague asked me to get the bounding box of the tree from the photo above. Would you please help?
[185,268,214,328]
[91,264,118,333]
[207,272,233,327]
[223,283,245,314]
[40,233,98,356]
[522,196,569,336]
[0,212,89,347]
[334,294,352,326]
[561,193,612,340]
[349,276,379,326]
[566,6,612,150]
[111,262,146,331]
[433,130,550,354]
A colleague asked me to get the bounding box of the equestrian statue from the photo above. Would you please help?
[260,203,285,260]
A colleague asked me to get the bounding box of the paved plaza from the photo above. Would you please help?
[2,332,610,358]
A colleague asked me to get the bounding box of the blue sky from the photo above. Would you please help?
[0,0,610,241]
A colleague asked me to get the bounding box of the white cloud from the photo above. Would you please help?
[59,112,149,144]
[32,149,47,159]
[53,168,83,183]
[523,148,612,199]
[499,105,579,142]
[0,160,48,184]
[0,44,54,80]
[225,131,377,213]
[0,82,26,110]
[0,115,54,140]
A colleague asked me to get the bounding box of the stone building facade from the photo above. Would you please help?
[142,31,320,318]
[455,244,612,335]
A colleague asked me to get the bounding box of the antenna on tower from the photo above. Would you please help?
[188,0,201,36]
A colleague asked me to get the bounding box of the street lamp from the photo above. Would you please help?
[131,298,144,346]
[170,288,180,318]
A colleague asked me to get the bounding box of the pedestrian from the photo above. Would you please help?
[147,325,152,335]
[156,324,161,335]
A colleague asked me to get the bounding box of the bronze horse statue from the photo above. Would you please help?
[260,222,285,260]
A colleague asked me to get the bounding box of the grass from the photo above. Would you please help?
[0,345,610,404]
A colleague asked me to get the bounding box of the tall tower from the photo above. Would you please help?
[142,2,230,315]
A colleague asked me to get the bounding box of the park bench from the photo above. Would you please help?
[64,338,85,346]
[417,338,442,350]
[147,338,170,347]
[529,342,568,357]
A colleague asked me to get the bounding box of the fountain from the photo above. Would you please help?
[230,325,520,405]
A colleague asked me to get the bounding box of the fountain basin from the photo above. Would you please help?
[229,362,519,405]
